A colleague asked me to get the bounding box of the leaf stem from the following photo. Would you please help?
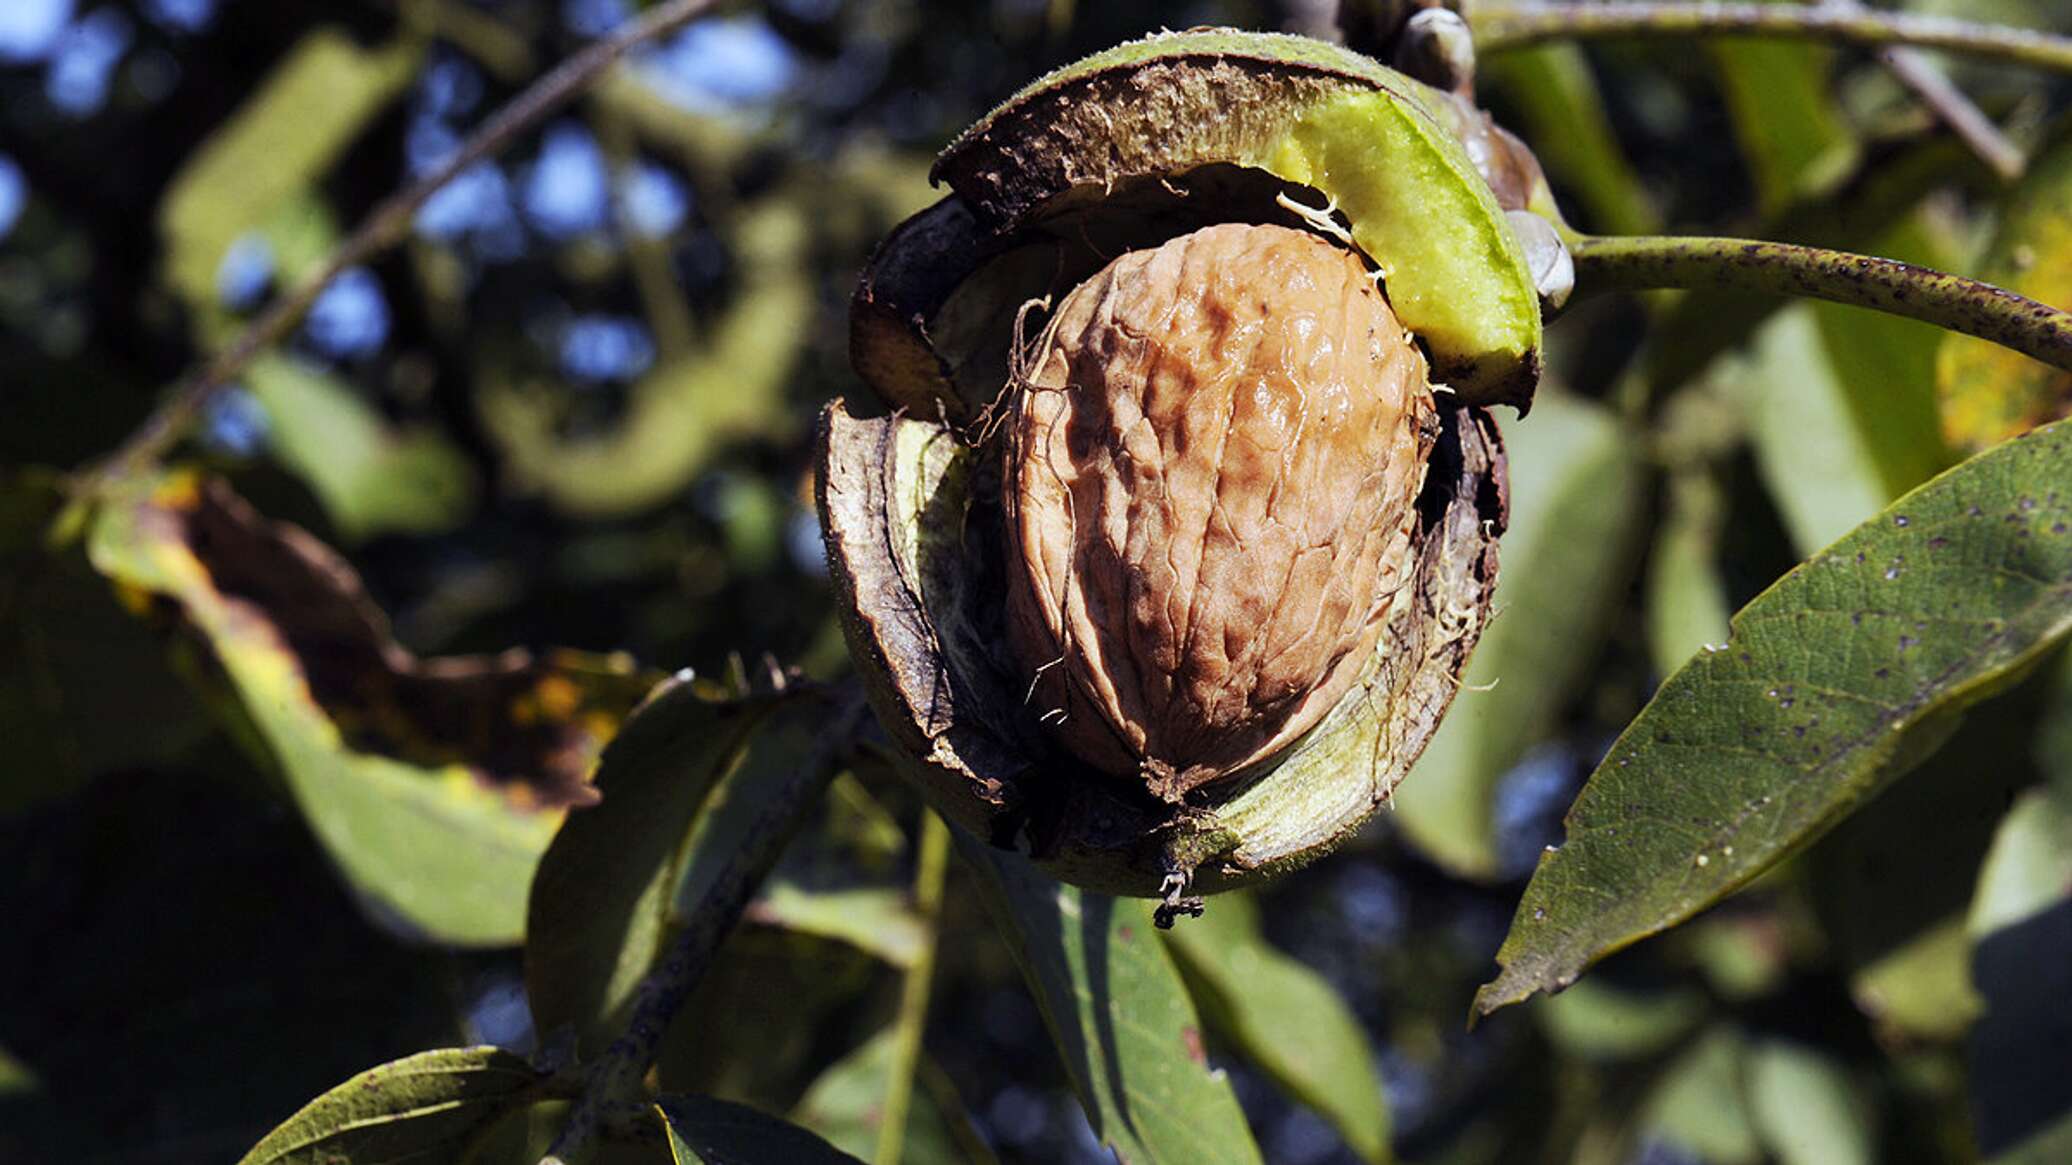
[1469,2,2072,74]
[539,690,857,1165]
[1565,233,2072,374]
[77,0,721,499]
[874,811,952,1165]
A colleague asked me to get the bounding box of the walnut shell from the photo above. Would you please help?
[1004,223,1436,800]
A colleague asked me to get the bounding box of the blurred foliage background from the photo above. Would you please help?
[3,1,2071,1162]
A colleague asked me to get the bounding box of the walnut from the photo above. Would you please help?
[1003,223,1436,800]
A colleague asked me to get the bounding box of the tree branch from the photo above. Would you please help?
[1565,233,2072,374]
[539,691,861,1165]
[79,0,721,498]
[1469,3,2072,74]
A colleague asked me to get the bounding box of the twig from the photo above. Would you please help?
[1872,45,2025,181]
[1813,0,2025,181]
[539,692,859,1165]
[1565,233,2072,373]
[1469,3,2072,74]
[874,811,952,1165]
[78,0,721,498]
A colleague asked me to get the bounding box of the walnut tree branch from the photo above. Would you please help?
[79,0,722,497]
[1469,2,2072,74]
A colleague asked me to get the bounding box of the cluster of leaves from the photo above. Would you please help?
[3,1,2071,1164]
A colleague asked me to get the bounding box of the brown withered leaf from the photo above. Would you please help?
[88,470,657,944]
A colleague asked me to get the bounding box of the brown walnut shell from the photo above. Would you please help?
[1003,223,1436,801]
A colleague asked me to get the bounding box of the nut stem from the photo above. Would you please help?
[1469,2,2072,74]
[1563,233,2072,375]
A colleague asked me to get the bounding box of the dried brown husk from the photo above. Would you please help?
[817,390,1502,897]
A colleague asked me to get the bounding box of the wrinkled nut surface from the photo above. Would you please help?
[822,28,1519,902]
[1006,223,1435,800]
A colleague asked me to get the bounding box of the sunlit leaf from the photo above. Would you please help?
[88,471,653,945]
[159,30,418,304]
[1746,1040,1874,1165]
[659,1095,863,1165]
[1162,891,1390,1163]
[525,678,796,1054]
[1478,420,2072,1015]
[957,835,1264,1165]
[479,201,813,517]
[1394,393,1648,877]
[1938,134,2072,453]
[237,1047,569,1165]
[791,1029,991,1165]
[1968,788,2072,1164]
[246,353,476,540]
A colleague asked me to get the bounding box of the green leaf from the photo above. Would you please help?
[1968,788,2072,1164]
[1481,44,1659,237]
[245,354,477,540]
[159,29,417,304]
[659,1096,864,1165]
[956,834,1264,1165]
[1162,892,1390,1163]
[747,880,925,968]
[237,1047,568,1165]
[1477,419,2072,1016]
[87,472,652,945]
[0,471,205,814]
[525,676,786,1054]
[791,1030,992,1165]
[479,201,813,518]
[1646,468,1735,677]
[1394,393,1648,876]
[1938,133,2072,453]
[1745,267,1956,558]
[1709,31,1854,215]
[1534,976,1705,1063]
[1745,1041,1874,1165]
[1807,701,2039,1041]
[1639,1027,1761,1165]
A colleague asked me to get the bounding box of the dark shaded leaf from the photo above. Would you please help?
[659,1095,864,1165]
[1807,699,2042,1041]
[1479,420,2072,1015]
[1,471,205,814]
[87,471,654,944]
[1162,891,1390,1163]
[1708,36,1853,215]
[1968,788,2072,1163]
[478,201,812,518]
[1481,44,1660,237]
[957,833,1263,1165]
[525,675,785,1055]
[791,1030,993,1165]
[1395,393,1648,876]
[237,1047,569,1165]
